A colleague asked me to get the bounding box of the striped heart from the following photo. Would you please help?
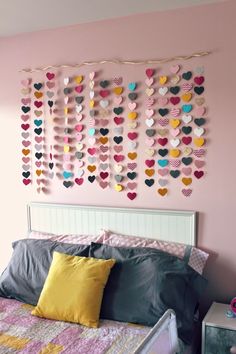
[182,189,192,197]
[100,145,108,153]
[113,77,123,85]
[169,159,181,168]
[170,108,181,117]
[146,98,155,107]
[193,149,205,158]
[157,118,169,127]
[182,83,193,92]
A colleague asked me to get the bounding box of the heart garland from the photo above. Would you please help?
[46,72,56,180]
[87,72,97,184]
[21,78,32,186]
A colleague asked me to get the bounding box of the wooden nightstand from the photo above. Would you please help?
[202,302,236,354]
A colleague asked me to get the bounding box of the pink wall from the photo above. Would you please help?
[0,0,235,310]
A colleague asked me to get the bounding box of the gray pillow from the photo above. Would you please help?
[0,238,89,305]
[89,242,207,344]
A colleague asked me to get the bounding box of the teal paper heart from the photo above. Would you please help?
[128,82,137,91]
[63,171,73,179]
[34,119,42,127]
[182,104,192,113]
[157,159,169,167]
[88,128,96,136]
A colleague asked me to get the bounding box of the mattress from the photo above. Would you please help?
[0,297,191,354]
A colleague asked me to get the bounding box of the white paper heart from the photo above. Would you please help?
[182,115,192,124]
[145,118,154,127]
[76,143,83,151]
[90,91,95,99]
[88,137,96,145]
[76,105,82,113]
[194,127,204,137]
[158,87,168,96]
[145,149,155,157]
[100,100,109,108]
[89,72,95,80]
[128,122,137,128]
[77,169,84,177]
[64,97,69,104]
[114,164,123,173]
[128,141,137,149]
[170,139,180,148]
[64,77,69,85]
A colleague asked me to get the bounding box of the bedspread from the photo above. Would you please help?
[0,297,150,354]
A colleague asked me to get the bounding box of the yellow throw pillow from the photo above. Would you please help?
[31,252,115,328]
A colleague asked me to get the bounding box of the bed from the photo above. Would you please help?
[0,203,208,354]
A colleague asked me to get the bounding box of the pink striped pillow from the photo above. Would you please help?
[29,230,103,245]
[100,229,209,275]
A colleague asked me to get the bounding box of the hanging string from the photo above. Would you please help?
[19,50,211,73]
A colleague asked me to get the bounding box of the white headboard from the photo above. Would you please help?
[27,202,197,246]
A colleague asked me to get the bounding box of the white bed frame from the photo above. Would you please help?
[27,202,197,246]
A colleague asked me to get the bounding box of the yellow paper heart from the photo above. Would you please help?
[145,149,155,157]
[64,107,68,115]
[145,169,155,177]
[171,75,180,85]
[89,100,95,108]
[183,147,192,156]
[170,119,180,128]
[158,188,168,196]
[113,87,123,95]
[34,92,43,99]
[99,137,108,144]
[182,178,192,186]
[87,165,96,173]
[64,145,70,153]
[170,149,180,157]
[127,152,137,160]
[182,93,192,102]
[195,97,205,106]
[159,76,168,85]
[194,137,205,147]
[128,122,137,128]
[75,76,83,84]
[36,169,42,176]
[145,88,154,96]
[115,184,123,192]
[128,112,138,120]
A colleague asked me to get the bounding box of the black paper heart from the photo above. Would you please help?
[158,109,169,117]
[34,128,42,135]
[34,83,43,90]
[35,152,43,160]
[88,175,96,183]
[63,88,71,95]
[113,107,123,115]
[145,179,154,187]
[100,128,109,136]
[21,106,30,113]
[63,181,73,188]
[128,93,138,101]
[75,152,83,159]
[182,71,192,80]
[49,163,54,170]
[127,172,137,180]
[75,96,84,104]
[158,149,168,157]
[194,118,206,126]
[170,170,180,178]
[169,86,180,95]
[115,175,123,182]
[22,171,30,178]
[100,80,109,88]
[194,86,204,95]
[64,128,72,134]
[182,126,192,135]
[146,129,156,137]
[113,136,123,144]
[182,157,193,166]
[48,100,53,108]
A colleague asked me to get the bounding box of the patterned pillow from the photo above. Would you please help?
[29,230,103,245]
[100,229,209,275]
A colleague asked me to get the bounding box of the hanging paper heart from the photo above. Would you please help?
[195,160,205,168]
[128,121,138,129]
[170,108,180,117]
[88,175,96,183]
[21,88,31,95]
[22,132,30,139]
[158,138,168,146]
[99,137,108,144]
[100,172,109,180]
[22,149,30,156]
[99,181,109,189]
[46,82,55,89]
[159,76,168,85]
[128,141,137,150]
[169,86,180,95]
[145,179,154,187]
[128,112,137,120]
[145,78,154,87]
[99,90,110,98]
[75,133,83,141]
[195,97,205,106]
[182,136,192,145]
[158,168,169,176]
[182,105,192,113]
[100,163,109,171]
[158,87,168,96]
[145,109,154,118]
[170,119,180,128]
[182,157,192,165]
[157,159,168,167]
[182,177,192,186]
[194,170,204,179]
[88,156,96,164]
[113,87,123,95]
[77,160,84,168]
[88,128,96,136]
[128,132,138,140]
[169,149,180,158]
[87,165,96,173]
[113,107,123,115]
[46,72,55,81]
[194,86,204,95]
[146,88,155,96]
[114,116,124,125]
[170,139,180,148]
[22,157,30,164]
[127,172,137,180]
[145,168,155,177]
[21,114,30,122]
[194,118,206,127]
[146,98,155,107]
[158,149,168,157]
[34,83,43,90]
[182,93,192,102]
[145,118,155,127]
[182,126,192,135]
[170,128,180,137]
[127,192,137,200]
[182,83,193,92]
[194,76,205,85]
[182,189,192,197]
[182,115,192,124]
[195,107,206,116]
[75,178,84,185]
[182,167,192,176]
[115,184,123,192]
[194,137,205,147]
[21,79,30,87]
[158,188,168,196]
[21,106,30,113]
[114,77,122,85]
[114,96,122,105]
[170,65,180,74]
[158,179,168,187]
[171,75,180,84]
[194,128,204,137]
[169,159,181,168]
[183,147,192,156]
[170,170,180,178]
[114,154,124,162]
[157,129,169,136]
[21,98,31,105]
[146,68,154,78]
[63,77,69,85]
[77,169,84,177]
[35,144,42,151]
[128,93,138,101]
[170,97,180,105]
[23,178,31,185]
[75,76,83,84]
[182,71,192,80]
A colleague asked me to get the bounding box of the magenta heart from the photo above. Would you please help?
[195,107,206,116]
[21,98,31,105]
[22,140,30,147]
[21,124,30,131]
[88,148,96,155]
[127,182,137,190]
[145,159,155,168]
[182,167,192,176]
[128,132,138,140]
[182,189,192,197]
[46,81,55,89]
[194,76,204,85]
[170,97,180,105]
[35,136,43,143]
[75,85,83,93]
[23,178,31,185]
[100,172,109,180]
[146,98,155,107]
[21,114,30,122]
[194,160,205,168]
[114,117,124,125]
[100,154,108,162]
[145,138,155,147]
[75,124,83,132]
[99,90,110,98]
[114,145,123,153]
[100,119,109,127]
[158,168,169,176]
[182,136,192,145]
[194,170,204,179]
[170,128,180,137]
[113,154,124,162]
[158,118,169,127]
[158,98,168,106]
[100,145,109,153]
[158,138,168,146]
[127,192,137,200]
[21,79,30,87]
[100,181,108,189]
[128,163,137,171]
[22,157,30,163]
[75,178,84,185]
[169,159,181,167]
[46,72,55,81]
[35,161,42,168]
[34,101,43,108]
[146,68,154,78]
[114,96,122,105]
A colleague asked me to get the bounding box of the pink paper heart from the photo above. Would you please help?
[89,118,96,127]
[145,109,154,118]
[89,72,95,80]
[145,138,155,147]
[195,107,206,116]
[100,119,109,127]
[170,65,180,74]
[35,136,43,143]
[88,138,96,145]
[35,161,41,168]
[182,167,192,176]
[63,163,72,170]
[182,189,192,197]
[194,160,205,168]
[158,97,169,106]
[114,96,122,105]
[76,133,83,141]
[22,157,30,163]
[21,79,30,87]
[21,114,30,122]
[63,137,69,143]
[46,81,55,89]
[128,102,137,111]
[170,128,180,137]
[77,160,84,167]
[88,148,96,156]
[75,85,83,93]
[21,98,31,105]
[146,98,155,107]
[145,78,154,87]
[114,145,123,153]
[100,146,109,153]
[158,168,169,176]
[127,182,137,190]
[100,154,108,162]
[100,181,109,189]
[75,124,83,132]
[76,114,83,121]
[22,140,30,147]
[63,155,71,161]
